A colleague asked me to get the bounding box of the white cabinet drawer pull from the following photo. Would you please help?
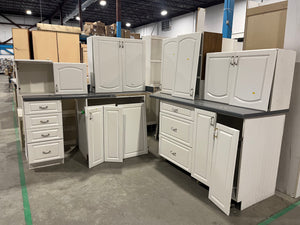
[172,108,178,113]
[39,106,48,110]
[41,133,50,137]
[42,150,51,154]
[40,120,49,124]
[171,127,178,132]
[170,151,177,156]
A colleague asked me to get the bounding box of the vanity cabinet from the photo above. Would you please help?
[205,49,296,111]
[87,36,145,93]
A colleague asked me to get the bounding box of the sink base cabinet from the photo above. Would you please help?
[158,101,286,215]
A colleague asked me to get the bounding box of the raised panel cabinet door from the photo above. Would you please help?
[104,106,123,162]
[161,37,178,94]
[209,123,239,216]
[85,106,104,168]
[172,33,201,99]
[94,37,122,93]
[204,52,236,104]
[230,49,277,111]
[53,63,87,94]
[123,39,145,91]
[191,109,216,186]
[119,103,147,159]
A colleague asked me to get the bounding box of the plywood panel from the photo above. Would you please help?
[32,30,58,62]
[12,28,31,59]
[57,33,80,63]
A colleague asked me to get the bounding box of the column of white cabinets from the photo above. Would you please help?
[87,36,145,93]
[204,49,296,111]
[79,103,147,168]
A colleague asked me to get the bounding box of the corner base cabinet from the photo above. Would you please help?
[158,100,285,215]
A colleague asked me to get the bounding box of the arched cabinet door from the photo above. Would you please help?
[161,37,178,94]
[172,33,201,100]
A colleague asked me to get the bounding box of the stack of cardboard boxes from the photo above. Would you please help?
[83,21,106,36]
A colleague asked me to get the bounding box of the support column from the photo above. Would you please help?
[222,0,235,38]
[78,0,83,30]
[116,0,121,38]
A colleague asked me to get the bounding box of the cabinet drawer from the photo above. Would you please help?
[24,101,62,115]
[25,113,62,129]
[160,135,191,172]
[161,101,194,121]
[26,127,63,143]
[160,113,193,147]
[28,139,64,164]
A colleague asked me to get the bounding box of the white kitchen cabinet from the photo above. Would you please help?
[161,37,178,94]
[172,33,201,100]
[119,103,147,159]
[85,106,104,168]
[122,39,145,91]
[191,109,216,186]
[53,63,87,94]
[87,36,145,93]
[205,49,296,111]
[208,123,239,215]
[104,105,123,162]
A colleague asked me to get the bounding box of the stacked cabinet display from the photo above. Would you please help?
[79,103,147,168]
[205,49,296,111]
[87,36,145,93]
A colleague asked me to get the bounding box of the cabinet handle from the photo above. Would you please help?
[39,105,48,110]
[170,151,177,156]
[119,41,122,48]
[89,112,93,120]
[41,133,50,137]
[40,120,49,124]
[171,127,178,132]
[55,84,58,92]
[210,117,215,126]
[42,150,51,154]
[235,56,239,66]
[122,41,124,48]
[230,56,234,66]
[214,128,219,138]
[172,108,178,113]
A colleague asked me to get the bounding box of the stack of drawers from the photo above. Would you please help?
[23,100,64,169]
[159,101,195,172]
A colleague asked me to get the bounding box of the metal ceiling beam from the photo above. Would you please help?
[49,0,70,19]
[78,0,83,30]
[0,13,22,28]
[0,37,12,45]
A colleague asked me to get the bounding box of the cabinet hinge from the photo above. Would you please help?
[190,88,194,97]
[214,128,218,138]
[210,117,215,126]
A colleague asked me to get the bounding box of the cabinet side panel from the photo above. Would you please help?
[237,115,285,210]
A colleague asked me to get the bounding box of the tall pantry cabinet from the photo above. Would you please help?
[87,36,145,93]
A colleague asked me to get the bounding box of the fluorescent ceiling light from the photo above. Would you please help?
[161,10,168,16]
[76,16,80,21]
[26,10,32,15]
[100,0,107,6]
[126,23,131,27]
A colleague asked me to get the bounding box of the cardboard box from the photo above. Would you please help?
[130,33,141,39]
[37,23,81,34]
[83,21,105,36]
[122,29,131,38]
[12,28,31,59]
[105,24,116,37]
[57,32,80,63]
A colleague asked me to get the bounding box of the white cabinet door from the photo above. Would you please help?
[94,37,122,93]
[85,106,104,168]
[209,124,239,215]
[161,37,178,94]
[204,53,235,104]
[104,105,123,162]
[119,103,147,159]
[230,50,277,111]
[191,109,216,186]
[53,63,87,94]
[122,39,145,91]
[172,33,201,99]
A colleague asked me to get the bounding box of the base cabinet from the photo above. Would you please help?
[80,103,147,168]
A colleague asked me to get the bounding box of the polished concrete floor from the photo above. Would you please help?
[1,74,300,225]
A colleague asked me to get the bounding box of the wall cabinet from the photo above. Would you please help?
[205,49,296,111]
[79,102,147,168]
[87,36,145,93]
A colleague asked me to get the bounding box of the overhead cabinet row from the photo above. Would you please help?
[87,36,145,93]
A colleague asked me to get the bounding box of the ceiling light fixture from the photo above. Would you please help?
[161,10,168,16]
[76,16,80,21]
[126,23,131,27]
[100,0,107,6]
[26,10,32,15]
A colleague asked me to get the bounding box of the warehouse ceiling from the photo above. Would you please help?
[0,0,224,28]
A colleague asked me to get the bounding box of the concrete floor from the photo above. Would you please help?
[1,74,300,225]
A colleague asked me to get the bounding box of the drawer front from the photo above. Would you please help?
[160,113,193,147]
[160,135,191,172]
[28,139,64,164]
[161,101,194,121]
[24,101,62,115]
[26,127,63,143]
[25,113,62,129]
